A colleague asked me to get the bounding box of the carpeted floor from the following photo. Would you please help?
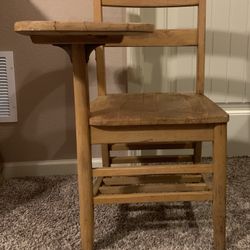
[0,157,249,250]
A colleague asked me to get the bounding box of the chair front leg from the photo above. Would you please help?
[213,124,227,250]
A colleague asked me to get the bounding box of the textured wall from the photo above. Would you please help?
[0,0,126,162]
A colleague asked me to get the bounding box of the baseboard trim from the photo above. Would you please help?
[3,158,102,178]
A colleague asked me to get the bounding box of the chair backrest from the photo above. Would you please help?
[94,0,206,95]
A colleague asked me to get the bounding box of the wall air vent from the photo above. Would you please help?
[0,51,17,122]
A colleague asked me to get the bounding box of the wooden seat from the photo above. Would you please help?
[90,93,228,126]
[86,0,229,250]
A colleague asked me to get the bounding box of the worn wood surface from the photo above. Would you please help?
[90,93,229,126]
[103,174,204,186]
[14,0,228,248]
[93,0,111,168]
[99,182,210,194]
[110,142,194,150]
[110,155,193,164]
[102,0,199,7]
[196,0,206,94]
[91,124,214,144]
[90,0,226,249]
[107,29,198,47]
[93,0,107,96]
[27,29,196,47]
[94,191,212,204]
[93,164,213,177]
[15,21,154,36]
[72,45,93,250]
[213,124,227,250]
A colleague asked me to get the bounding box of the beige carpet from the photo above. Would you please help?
[0,157,249,249]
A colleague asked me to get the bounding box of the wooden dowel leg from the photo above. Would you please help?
[72,44,94,250]
[213,124,227,250]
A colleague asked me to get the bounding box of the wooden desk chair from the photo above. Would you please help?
[95,6,202,168]
[83,0,229,249]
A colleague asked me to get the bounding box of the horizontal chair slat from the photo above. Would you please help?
[91,124,214,144]
[111,155,193,164]
[103,174,204,185]
[102,0,199,7]
[93,164,213,177]
[94,191,213,204]
[110,142,194,151]
[107,29,198,47]
[99,183,210,194]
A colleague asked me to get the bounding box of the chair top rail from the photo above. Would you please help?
[102,0,199,8]
[106,28,198,47]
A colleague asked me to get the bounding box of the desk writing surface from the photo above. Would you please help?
[15,21,154,36]
[15,21,154,44]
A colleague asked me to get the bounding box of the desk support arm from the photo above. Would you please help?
[54,44,101,63]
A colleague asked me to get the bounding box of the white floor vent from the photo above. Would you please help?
[0,51,17,122]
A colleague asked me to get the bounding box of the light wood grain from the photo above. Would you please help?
[107,29,198,47]
[94,0,103,22]
[72,45,93,250]
[28,28,196,46]
[93,164,213,177]
[91,124,214,144]
[90,93,229,126]
[94,0,111,171]
[213,124,227,250]
[102,0,199,7]
[14,0,229,249]
[15,21,154,35]
[94,191,212,204]
[111,155,193,164]
[96,47,107,95]
[93,0,107,96]
[110,142,194,151]
[196,0,206,94]
[99,182,209,194]
[103,174,204,186]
